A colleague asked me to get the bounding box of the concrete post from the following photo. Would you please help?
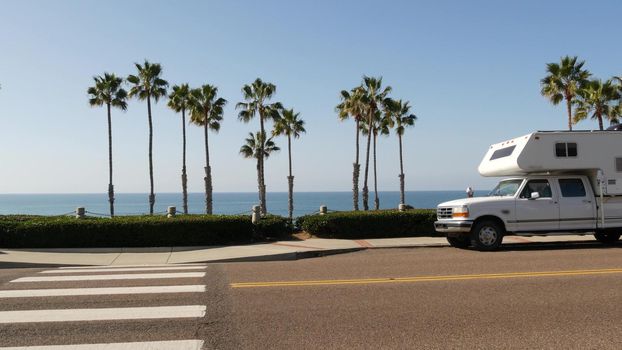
[252,205,261,224]
[167,206,176,218]
[319,205,328,215]
[398,203,406,212]
[75,207,85,219]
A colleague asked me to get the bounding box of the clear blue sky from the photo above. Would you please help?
[1,0,621,194]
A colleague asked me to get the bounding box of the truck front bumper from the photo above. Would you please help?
[434,220,473,234]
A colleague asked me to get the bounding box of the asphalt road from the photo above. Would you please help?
[1,242,622,349]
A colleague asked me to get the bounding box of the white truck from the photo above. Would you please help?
[435,129,622,250]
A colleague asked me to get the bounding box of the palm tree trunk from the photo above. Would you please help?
[362,111,373,211]
[204,115,213,214]
[566,96,572,131]
[287,135,294,220]
[256,157,261,215]
[259,112,267,215]
[181,109,188,215]
[597,110,604,131]
[353,119,360,211]
[147,95,155,215]
[398,133,405,205]
[106,103,114,217]
[373,131,379,210]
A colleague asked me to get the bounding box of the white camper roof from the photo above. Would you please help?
[478,130,622,177]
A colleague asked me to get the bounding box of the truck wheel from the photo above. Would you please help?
[470,220,504,251]
[447,235,470,248]
[594,232,621,245]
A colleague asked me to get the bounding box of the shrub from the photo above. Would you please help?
[297,209,438,239]
[0,214,291,248]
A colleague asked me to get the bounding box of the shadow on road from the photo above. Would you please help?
[496,241,622,252]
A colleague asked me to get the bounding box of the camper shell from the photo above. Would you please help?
[478,130,622,195]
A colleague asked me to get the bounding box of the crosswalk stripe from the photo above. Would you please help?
[57,263,206,270]
[0,340,204,350]
[0,285,206,298]
[0,305,207,324]
[41,266,207,274]
[11,272,206,283]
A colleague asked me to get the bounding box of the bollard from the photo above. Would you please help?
[251,205,261,224]
[398,203,406,212]
[319,205,327,215]
[75,207,85,219]
[167,206,176,218]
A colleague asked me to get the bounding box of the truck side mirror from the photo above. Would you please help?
[530,192,540,199]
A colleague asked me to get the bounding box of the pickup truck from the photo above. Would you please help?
[434,174,622,250]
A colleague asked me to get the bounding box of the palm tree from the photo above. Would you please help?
[240,132,280,203]
[127,60,168,215]
[336,86,367,210]
[540,56,591,131]
[273,109,306,220]
[189,85,227,215]
[389,99,417,205]
[574,79,621,130]
[360,76,392,210]
[167,84,192,214]
[236,78,283,215]
[87,73,128,217]
[361,110,391,210]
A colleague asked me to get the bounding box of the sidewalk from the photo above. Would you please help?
[0,235,599,267]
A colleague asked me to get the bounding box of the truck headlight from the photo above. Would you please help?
[452,206,469,218]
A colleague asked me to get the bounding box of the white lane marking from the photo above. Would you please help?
[0,285,206,298]
[57,263,206,269]
[41,266,207,274]
[0,305,207,324]
[0,339,204,349]
[11,272,206,283]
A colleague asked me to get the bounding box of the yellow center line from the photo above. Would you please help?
[230,268,622,288]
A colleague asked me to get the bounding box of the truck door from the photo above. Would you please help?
[515,179,560,232]
[557,178,596,231]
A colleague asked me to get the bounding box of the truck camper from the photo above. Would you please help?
[435,128,622,250]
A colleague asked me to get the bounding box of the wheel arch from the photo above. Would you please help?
[472,215,507,234]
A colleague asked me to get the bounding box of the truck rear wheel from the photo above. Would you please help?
[447,235,470,248]
[594,232,621,245]
[470,220,504,251]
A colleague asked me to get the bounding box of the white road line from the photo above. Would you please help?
[0,340,204,350]
[11,272,206,283]
[0,305,206,324]
[57,263,206,269]
[0,285,206,298]
[41,266,207,274]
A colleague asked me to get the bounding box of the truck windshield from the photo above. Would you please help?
[488,179,523,197]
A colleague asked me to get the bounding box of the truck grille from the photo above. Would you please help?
[437,207,453,219]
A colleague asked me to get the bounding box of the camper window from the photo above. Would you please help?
[520,180,552,199]
[616,157,622,172]
[555,142,577,157]
[490,145,516,160]
[558,179,586,197]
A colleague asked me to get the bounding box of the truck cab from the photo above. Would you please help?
[434,175,613,250]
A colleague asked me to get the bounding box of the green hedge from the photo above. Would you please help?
[296,209,438,239]
[0,215,291,248]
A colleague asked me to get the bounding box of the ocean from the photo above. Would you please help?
[0,191,482,217]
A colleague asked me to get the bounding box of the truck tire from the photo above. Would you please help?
[447,235,470,248]
[470,220,504,251]
[594,232,621,245]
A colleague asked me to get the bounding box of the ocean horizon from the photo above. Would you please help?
[0,191,485,217]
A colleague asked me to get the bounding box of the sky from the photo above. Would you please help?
[1,0,621,194]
